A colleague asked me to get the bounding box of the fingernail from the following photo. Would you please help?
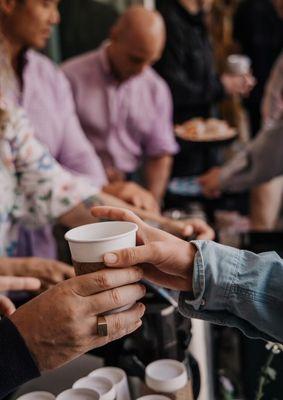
[104,253,118,265]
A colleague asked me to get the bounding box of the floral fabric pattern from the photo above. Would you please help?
[0,107,97,256]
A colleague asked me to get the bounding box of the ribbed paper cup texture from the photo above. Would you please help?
[145,360,188,394]
[73,376,116,400]
[17,393,55,400]
[56,388,100,400]
[89,367,131,400]
[227,54,251,75]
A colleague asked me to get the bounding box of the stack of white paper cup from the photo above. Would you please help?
[73,376,116,400]
[65,221,138,313]
[227,54,251,75]
[145,359,188,395]
[89,367,131,400]
[56,388,100,400]
[17,393,55,400]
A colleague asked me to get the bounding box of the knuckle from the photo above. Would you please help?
[95,272,113,289]
[109,288,122,307]
[110,315,123,334]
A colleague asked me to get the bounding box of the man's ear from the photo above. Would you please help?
[0,0,17,16]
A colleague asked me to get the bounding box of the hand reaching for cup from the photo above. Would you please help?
[0,257,74,292]
[0,275,41,316]
[91,207,198,292]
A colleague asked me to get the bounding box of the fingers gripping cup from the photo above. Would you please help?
[65,221,138,313]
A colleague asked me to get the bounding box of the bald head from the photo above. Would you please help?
[114,6,165,47]
[108,6,166,81]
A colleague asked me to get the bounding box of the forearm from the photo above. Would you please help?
[0,318,40,399]
[220,123,283,192]
[144,156,173,202]
[179,241,283,343]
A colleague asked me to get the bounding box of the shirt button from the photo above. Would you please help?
[201,299,206,307]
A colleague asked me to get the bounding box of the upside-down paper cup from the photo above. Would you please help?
[56,388,100,400]
[89,367,131,400]
[145,359,188,394]
[17,393,55,400]
[73,376,116,400]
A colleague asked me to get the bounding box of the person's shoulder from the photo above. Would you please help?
[27,50,69,86]
[62,50,99,77]
[143,68,171,98]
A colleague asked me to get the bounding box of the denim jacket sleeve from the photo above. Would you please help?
[179,241,283,343]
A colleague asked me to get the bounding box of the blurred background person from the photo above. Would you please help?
[0,0,161,263]
[62,6,179,205]
[233,0,283,136]
[201,0,283,231]
[154,0,254,180]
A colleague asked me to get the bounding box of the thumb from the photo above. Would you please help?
[104,244,158,268]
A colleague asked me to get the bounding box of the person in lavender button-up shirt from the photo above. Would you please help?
[62,6,179,203]
[1,0,160,259]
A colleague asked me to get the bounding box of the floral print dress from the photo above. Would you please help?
[0,107,98,256]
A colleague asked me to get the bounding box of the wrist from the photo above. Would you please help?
[184,242,197,288]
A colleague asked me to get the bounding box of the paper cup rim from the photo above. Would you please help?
[73,376,116,400]
[56,388,100,400]
[89,367,126,383]
[65,221,138,244]
[136,396,171,400]
[145,359,188,393]
[17,392,55,400]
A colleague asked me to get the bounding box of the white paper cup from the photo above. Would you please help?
[65,221,138,265]
[65,221,138,313]
[73,376,116,400]
[145,359,188,394]
[227,54,251,75]
[56,388,100,400]
[136,396,171,400]
[89,367,131,400]
[17,392,55,400]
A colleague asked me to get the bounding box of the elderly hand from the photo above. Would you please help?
[0,275,41,316]
[103,181,160,213]
[198,167,222,198]
[10,266,145,371]
[91,207,198,292]
[0,258,74,291]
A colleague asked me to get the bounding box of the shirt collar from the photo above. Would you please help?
[98,41,115,80]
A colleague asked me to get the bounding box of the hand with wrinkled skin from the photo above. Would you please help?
[0,257,74,291]
[91,207,198,292]
[10,267,146,372]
